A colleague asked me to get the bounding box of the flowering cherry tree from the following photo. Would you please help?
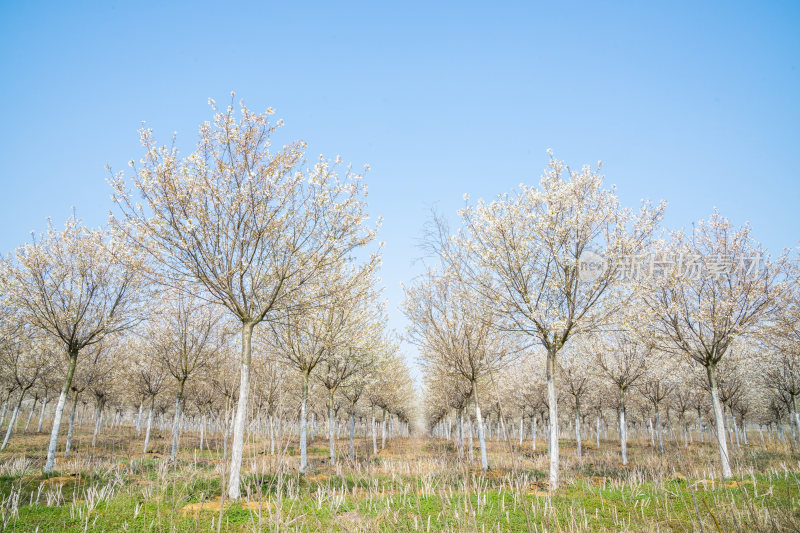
[453,155,663,488]
[110,96,377,498]
[0,217,143,472]
[638,212,784,477]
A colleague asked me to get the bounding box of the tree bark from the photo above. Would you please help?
[706,363,733,478]
[143,396,155,453]
[45,349,78,473]
[299,370,310,474]
[474,382,488,471]
[228,321,255,499]
[37,397,48,433]
[64,390,80,458]
[546,349,559,488]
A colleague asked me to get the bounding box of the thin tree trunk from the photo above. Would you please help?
[136,403,143,436]
[143,396,154,453]
[474,382,488,471]
[299,370,310,474]
[371,410,377,455]
[45,350,78,473]
[706,363,732,478]
[228,321,255,499]
[1,403,20,450]
[24,396,37,432]
[619,389,628,465]
[92,399,104,447]
[349,412,355,461]
[546,350,559,488]
[575,402,582,458]
[37,397,48,433]
[328,390,336,465]
[64,391,80,458]
[170,381,185,461]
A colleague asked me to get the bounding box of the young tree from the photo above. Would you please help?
[110,97,376,498]
[638,211,784,477]
[149,292,225,461]
[0,217,143,472]
[453,156,663,487]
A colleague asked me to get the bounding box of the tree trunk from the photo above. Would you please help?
[655,405,664,454]
[546,349,559,488]
[1,403,20,450]
[299,370,310,474]
[37,397,48,433]
[349,412,355,461]
[371,411,378,455]
[328,390,336,465]
[596,416,601,448]
[532,415,537,451]
[45,349,79,473]
[64,390,80,458]
[170,381,185,461]
[474,382,488,471]
[228,321,255,499]
[575,402,582,458]
[92,398,104,447]
[706,363,732,478]
[619,388,628,465]
[24,396,37,432]
[143,396,155,453]
[136,403,143,436]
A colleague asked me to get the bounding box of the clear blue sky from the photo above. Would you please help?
[2,1,798,382]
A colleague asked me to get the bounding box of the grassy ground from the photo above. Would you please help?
[1,426,799,531]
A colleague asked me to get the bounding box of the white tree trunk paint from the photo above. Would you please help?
[1,406,19,450]
[143,397,154,453]
[299,371,309,474]
[546,351,559,489]
[228,322,255,499]
[136,403,143,436]
[45,350,78,473]
[37,397,48,433]
[64,392,80,458]
[474,384,488,471]
[707,364,733,478]
[575,405,582,458]
[349,412,355,461]
[24,397,37,432]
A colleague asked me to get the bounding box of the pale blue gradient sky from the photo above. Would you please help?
[1,2,798,381]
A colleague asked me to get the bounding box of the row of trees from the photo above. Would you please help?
[405,155,796,488]
[0,96,416,500]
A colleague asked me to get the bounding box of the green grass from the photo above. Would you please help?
[2,430,800,531]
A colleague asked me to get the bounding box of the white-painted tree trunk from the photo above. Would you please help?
[371,414,377,455]
[546,351,559,488]
[328,392,336,465]
[64,392,80,458]
[143,397,154,453]
[228,322,255,499]
[707,364,732,478]
[532,416,537,451]
[596,416,601,448]
[136,403,143,436]
[349,412,355,461]
[92,400,104,447]
[474,384,488,471]
[45,351,78,473]
[37,397,48,433]
[24,397,37,432]
[575,406,582,458]
[299,371,309,474]
[1,406,19,450]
